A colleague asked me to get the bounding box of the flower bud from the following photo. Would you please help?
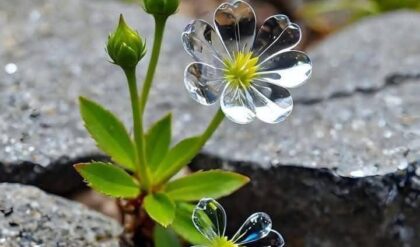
[140,0,179,17]
[107,15,146,70]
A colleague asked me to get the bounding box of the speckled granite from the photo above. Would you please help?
[0,183,122,247]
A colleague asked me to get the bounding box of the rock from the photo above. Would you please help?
[0,0,419,245]
[0,183,122,246]
[1,0,419,192]
[293,11,420,103]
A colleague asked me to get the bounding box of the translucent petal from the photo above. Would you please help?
[185,62,225,105]
[221,84,256,124]
[192,198,227,241]
[245,230,285,247]
[214,0,256,56]
[182,19,228,66]
[257,51,312,88]
[249,81,293,124]
[231,212,272,244]
[252,15,301,61]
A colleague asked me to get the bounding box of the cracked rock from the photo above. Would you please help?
[1,0,420,193]
[0,0,419,245]
[0,183,122,247]
[192,156,419,247]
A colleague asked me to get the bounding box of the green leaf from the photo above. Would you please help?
[79,97,136,171]
[75,162,140,198]
[153,137,201,184]
[145,114,172,171]
[165,170,249,201]
[171,203,207,245]
[154,225,182,247]
[144,193,176,227]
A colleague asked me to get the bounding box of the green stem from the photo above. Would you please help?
[157,109,225,185]
[139,15,167,116]
[124,68,151,189]
[198,108,225,147]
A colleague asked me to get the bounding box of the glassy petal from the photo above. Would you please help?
[257,51,312,88]
[192,198,227,241]
[182,19,228,66]
[252,15,301,61]
[221,84,256,124]
[214,0,256,56]
[245,230,285,247]
[249,81,293,124]
[185,62,225,105]
[231,212,272,244]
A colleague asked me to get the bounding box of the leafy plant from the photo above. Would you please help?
[74,0,248,244]
[75,0,311,245]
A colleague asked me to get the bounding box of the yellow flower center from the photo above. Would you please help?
[210,236,238,247]
[224,52,259,88]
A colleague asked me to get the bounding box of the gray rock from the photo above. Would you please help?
[293,11,420,102]
[1,0,419,192]
[0,183,122,247]
[0,0,419,245]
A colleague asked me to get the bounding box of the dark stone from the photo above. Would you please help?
[191,155,420,247]
[0,155,107,195]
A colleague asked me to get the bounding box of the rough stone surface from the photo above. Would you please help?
[0,183,122,247]
[1,1,420,191]
[0,0,419,246]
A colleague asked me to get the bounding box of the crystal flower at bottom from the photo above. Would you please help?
[182,0,312,124]
[192,198,285,247]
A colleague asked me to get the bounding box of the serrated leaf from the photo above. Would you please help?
[171,203,207,245]
[75,162,140,198]
[79,97,136,171]
[144,193,176,227]
[145,114,172,171]
[165,170,249,201]
[153,137,201,184]
[154,225,182,247]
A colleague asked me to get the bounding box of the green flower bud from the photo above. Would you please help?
[140,0,179,17]
[107,15,146,70]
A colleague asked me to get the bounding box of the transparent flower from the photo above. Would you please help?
[182,0,312,124]
[192,198,285,247]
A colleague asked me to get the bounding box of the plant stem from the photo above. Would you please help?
[198,108,225,147]
[155,109,225,185]
[139,15,167,116]
[124,68,151,189]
